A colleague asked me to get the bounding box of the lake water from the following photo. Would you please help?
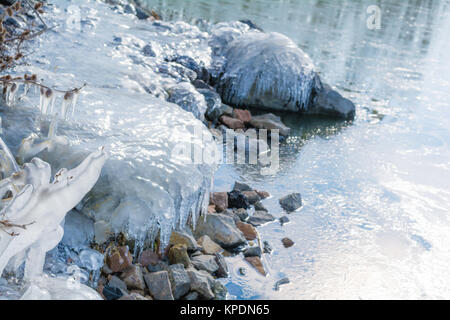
[142,0,450,299]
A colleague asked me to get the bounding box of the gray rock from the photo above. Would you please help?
[121,265,146,291]
[279,216,290,226]
[279,193,302,212]
[124,4,136,15]
[147,260,169,273]
[197,235,223,255]
[249,113,291,137]
[214,253,228,278]
[311,83,356,120]
[248,211,275,227]
[170,230,199,252]
[144,271,174,300]
[167,82,206,121]
[183,291,199,300]
[142,44,156,57]
[191,255,219,274]
[108,276,128,295]
[212,281,227,300]
[234,208,249,222]
[254,201,268,212]
[263,241,273,254]
[168,264,191,299]
[187,268,214,300]
[233,181,254,192]
[243,246,262,258]
[274,277,290,291]
[194,213,246,248]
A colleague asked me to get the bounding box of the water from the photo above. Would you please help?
[143,0,450,299]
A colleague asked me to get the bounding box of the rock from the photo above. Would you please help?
[242,191,261,205]
[206,103,234,123]
[274,277,290,291]
[239,19,264,32]
[219,115,245,130]
[281,238,295,248]
[207,204,216,214]
[187,268,214,300]
[135,6,150,20]
[107,276,128,295]
[147,261,170,273]
[142,44,156,57]
[139,249,159,267]
[254,201,268,212]
[192,79,214,90]
[209,192,229,213]
[167,82,206,121]
[236,221,258,241]
[144,271,174,300]
[197,235,223,255]
[243,246,262,258]
[238,267,247,276]
[212,281,227,300]
[183,291,199,300]
[279,216,290,226]
[121,265,146,291]
[234,208,249,222]
[228,190,250,209]
[168,244,191,268]
[233,109,252,123]
[102,284,124,300]
[311,83,355,119]
[245,256,266,276]
[233,181,253,192]
[263,241,273,254]
[170,230,199,252]
[191,255,220,274]
[124,3,136,15]
[249,113,291,137]
[248,211,275,227]
[190,250,203,258]
[256,190,270,199]
[214,253,228,278]
[279,193,303,212]
[119,292,149,300]
[194,213,246,248]
[106,246,133,273]
[168,264,191,299]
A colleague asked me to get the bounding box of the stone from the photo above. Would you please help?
[197,235,223,255]
[121,265,146,291]
[209,192,229,213]
[234,208,249,222]
[243,246,262,258]
[238,267,247,276]
[144,271,174,300]
[107,276,128,295]
[242,191,261,205]
[282,238,295,248]
[274,277,290,291]
[183,291,199,300]
[139,249,160,267]
[147,261,170,273]
[219,115,245,130]
[167,82,206,121]
[228,190,250,209]
[248,211,275,227]
[212,281,227,300]
[191,255,219,274]
[254,201,268,212]
[168,244,191,268]
[279,216,290,226]
[233,109,252,123]
[233,181,253,192]
[106,246,133,273]
[236,221,258,241]
[168,264,191,299]
[256,190,270,199]
[245,256,266,276]
[190,250,203,258]
[279,193,303,212]
[142,44,156,57]
[170,230,199,252]
[207,204,216,214]
[194,213,246,248]
[263,241,273,254]
[119,292,149,300]
[312,83,355,119]
[187,268,214,300]
[214,253,228,278]
[102,284,124,300]
[249,113,291,137]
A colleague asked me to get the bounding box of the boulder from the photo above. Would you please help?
[168,264,191,299]
[243,246,262,258]
[254,201,268,212]
[214,253,228,278]
[169,230,199,252]
[191,255,220,274]
[187,268,214,300]
[248,211,275,227]
[279,193,302,212]
[197,235,223,255]
[106,246,133,273]
[311,83,356,119]
[144,271,174,300]
[242,191,261,205]
[168,244,191,268]
[209,192,229,213]
[249,113,291,137]
[194,213,246,248]
[236,221,258,241]
[121,265,146,291]
[234,208,249,222]
[167,82,206,121]
[233,181,253,192]
[228,190,250,209]
[139,249,159,267]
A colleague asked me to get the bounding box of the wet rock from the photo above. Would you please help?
[274,277,290,291]
[135,6,150,20]
[254,201,268,212]
[281,238,295,248]
[228,190,250,209]
[168,264,191,300]
[106,246,133,273]
[183,291,199,300]
[214,253,228,278]
[193,79,214,90]
[263,241,273,254]
[236,221,258,241]
[233,109,252,123]
[194,213,246,248]
[187,268,214,300]
[191,255,220,274]
[242,191,261,205]
[249,113,291,137]
[243,246,262,258]
[248,211,275,227]
[121,265,146,291]
[256,190,270,199]
[197,235,223,255]
[219,115,245,130]
[170,230,199,252]
[144,271,174,300]
[102,284,124,300]
[233,181,253,192]
[279,193,303,212]
[234,208,249,222]
[174,55,208,80]
[198,88,223,122]
[210,192,229,213]
[168,244,191,268]
[124,3,136,15]
[212,281,227,300]
[239,19,263,32]
[139,249,160,267]
[244,256,266,276]
[206,103,234,123]
[312,83,355,119]
[167,82,206,121]
[279,216,290,226]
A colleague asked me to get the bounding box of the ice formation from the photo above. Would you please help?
[0,148,107,280]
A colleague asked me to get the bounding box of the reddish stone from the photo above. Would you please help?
[139,249,160,267]
[233,109,252,123]
[236,221,258,241]
[245,256,266,276]
[281,237,295,248]
[219,115,245,130]
[210,192,229,212]
[106,246,133,273]
[207,204,216,214]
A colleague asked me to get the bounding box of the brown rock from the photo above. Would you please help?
[219,115,245,130]
[121,265,146,291]
[256,190,270,199]
[236,221,258,241]
[281,237,295,248]
[207,204,216,214]
[106,246,133,273]
[233,109,251,123]
[168,244,191,268]
[242,191,261,205]
[139,249,160,267]
[210,192,229,212]
[169,230,199,251]
[197,235,223,255]
[245,256,266,276]
[144,271,174,300]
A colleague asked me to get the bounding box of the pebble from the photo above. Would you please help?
[281,237,295,248]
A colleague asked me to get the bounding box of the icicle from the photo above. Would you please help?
[40,88,54,115]
[61,92,73,119]
[71,92,79,118]
[39,87,45,112]
[0,136,20,174]
[5,83,18,107]
[47,114,59,139]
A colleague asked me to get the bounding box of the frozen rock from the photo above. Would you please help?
[144,271,174,300]
[194,213,245,248]
[167,82,206,121]
[191,255,219,274]
[168,263,190,299]
[279,193,303,212]
[78,249,104,272]
[249,113,291,137]
[312,83,356,119]
[248,211,275,227]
